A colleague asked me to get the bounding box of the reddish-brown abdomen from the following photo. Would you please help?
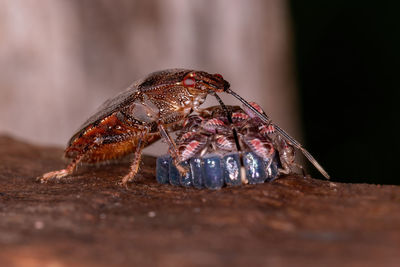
[65,113,159,163]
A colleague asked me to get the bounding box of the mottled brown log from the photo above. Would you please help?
[0,135,399,267]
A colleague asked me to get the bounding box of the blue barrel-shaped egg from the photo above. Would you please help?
[268,160,279,181]
[222,153,242,186]
[179,161,192,187]
[168,158,182,186]
[265,152,280,182]
[189,157,205,189]
[202,154,224,190]
[156,154,170,184]
[243,152,267,184]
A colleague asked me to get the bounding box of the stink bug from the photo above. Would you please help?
[38,69,329,186]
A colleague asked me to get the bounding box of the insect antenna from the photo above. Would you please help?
[225,88,330,179]
[209,91,242,152]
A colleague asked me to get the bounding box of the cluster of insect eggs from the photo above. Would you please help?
[156,104,287,190]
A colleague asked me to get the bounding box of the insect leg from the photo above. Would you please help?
[158,124,187,175]
[293,162,306,178]
[37,145,93,183]
[209,91,241,152]
[225,89,330,179]
[120,128,149,186]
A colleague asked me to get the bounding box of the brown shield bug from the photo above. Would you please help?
[38,68,329,186]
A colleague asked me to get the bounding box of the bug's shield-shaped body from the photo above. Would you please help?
[39,69,328,187]
[38,69,230,185]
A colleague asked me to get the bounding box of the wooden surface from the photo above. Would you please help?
[0,135,399,267]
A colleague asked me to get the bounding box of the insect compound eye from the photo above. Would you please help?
[183,73,196,88]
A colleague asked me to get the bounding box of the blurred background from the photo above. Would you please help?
[0,0,398,184]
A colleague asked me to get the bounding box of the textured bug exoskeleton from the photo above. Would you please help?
[39,69,329,187]
[38,69,230,186]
